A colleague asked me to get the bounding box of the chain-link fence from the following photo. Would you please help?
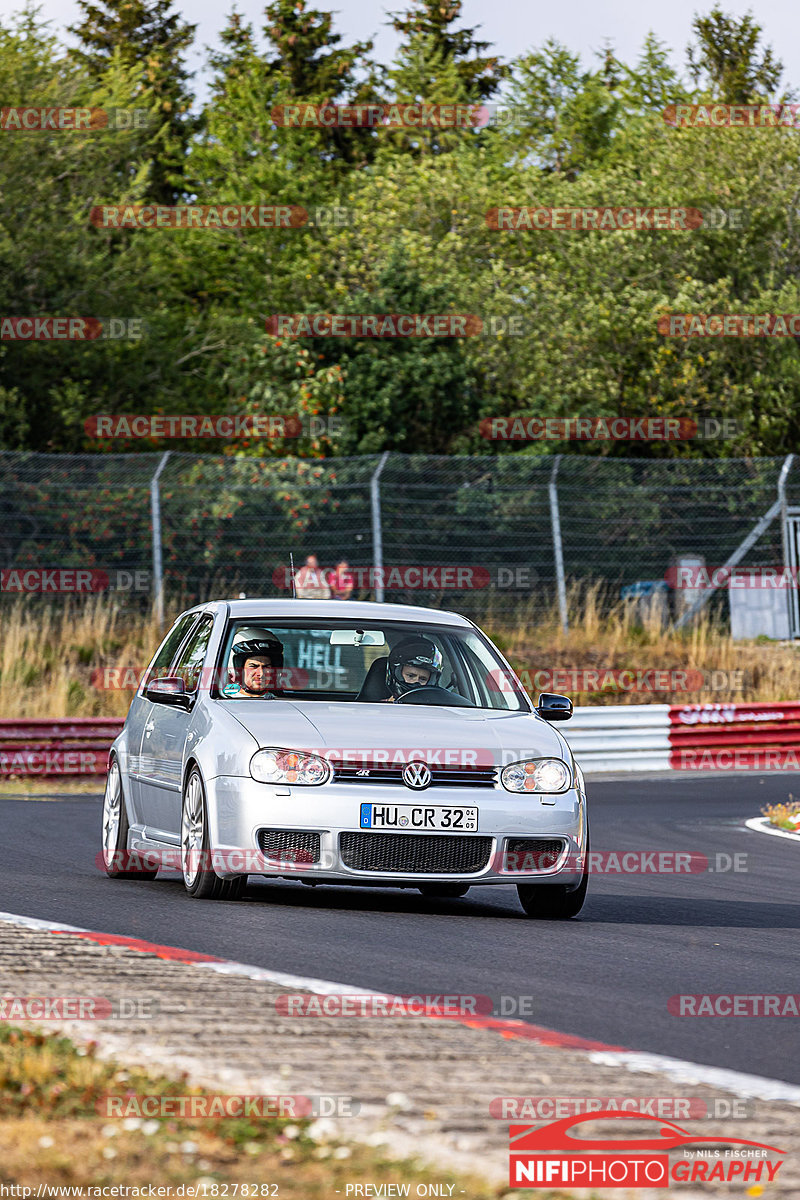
[0,451,796,625]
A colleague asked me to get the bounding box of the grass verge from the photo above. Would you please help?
[0,1023,552,1198]
[761,799,800,832]
[2,586,799,718]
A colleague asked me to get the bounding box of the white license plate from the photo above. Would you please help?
[360,803,478,832]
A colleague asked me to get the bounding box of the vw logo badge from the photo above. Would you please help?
[402,761,432,790]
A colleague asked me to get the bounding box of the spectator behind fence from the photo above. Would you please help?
[294,554,331,599]
[329,559,354,600]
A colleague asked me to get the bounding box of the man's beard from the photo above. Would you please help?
[242,673,272,695]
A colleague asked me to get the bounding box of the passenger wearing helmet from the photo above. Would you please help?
[383,637,444,702]
[223,631,284,698]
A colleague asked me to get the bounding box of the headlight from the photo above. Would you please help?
[250,748,332,786]
[501,758,571,793]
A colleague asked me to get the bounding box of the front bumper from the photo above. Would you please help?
[205,775,588,885]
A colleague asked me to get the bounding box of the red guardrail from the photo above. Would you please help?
[669,703,800,770]
[0,718,123,777]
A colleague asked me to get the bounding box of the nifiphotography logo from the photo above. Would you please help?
[508,1110,786,1188]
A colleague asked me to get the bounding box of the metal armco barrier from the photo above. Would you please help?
[3,706,800,778]
[0,719,123,777]
[564,702,800,773]
[669,702,800,770]
[562,706,672,774]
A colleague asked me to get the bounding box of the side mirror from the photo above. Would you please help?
[145,676,190,707]
[536,692,573,722]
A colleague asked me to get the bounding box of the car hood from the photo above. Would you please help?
[226,700,567,767]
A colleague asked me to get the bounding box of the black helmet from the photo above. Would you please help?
[387,637,443,697]
[232,635,284,674]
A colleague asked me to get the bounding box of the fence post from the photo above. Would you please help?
[370,451,390,602]
[150,451,171,632]
[673,452,795,630]
[549,454,568,634]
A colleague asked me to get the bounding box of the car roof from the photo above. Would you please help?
[186,598,474,627]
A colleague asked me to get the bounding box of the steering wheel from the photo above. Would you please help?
[395,685,475,707]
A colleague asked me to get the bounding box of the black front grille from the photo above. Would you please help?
[339,831,493,874]
[503,838,566,871]
[257,829,321,864]
[334,765,496,788]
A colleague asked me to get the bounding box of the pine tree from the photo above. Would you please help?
[69,0,196,202]
[261,0,382,166]
[208,10,258,100]
[389,0,506,102]
[687,7,785,103]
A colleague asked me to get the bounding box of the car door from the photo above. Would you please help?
[126,612,199,822]
[138,613,215,840]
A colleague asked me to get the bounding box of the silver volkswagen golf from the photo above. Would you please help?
[101,599,589,917]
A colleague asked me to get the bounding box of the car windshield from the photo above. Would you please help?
[216,618,528,711]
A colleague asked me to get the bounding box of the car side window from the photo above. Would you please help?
[172,614,215,693]
[145,614,198,685]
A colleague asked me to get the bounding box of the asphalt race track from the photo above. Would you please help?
[2,772,798,1085]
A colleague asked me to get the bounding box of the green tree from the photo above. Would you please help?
[389,0,505,102]
[0,9,174,451]
[687,7,784,103]
[68,0,196,202]
[504,40,620,176]
[319,243,480,454]
[260,0,382,167]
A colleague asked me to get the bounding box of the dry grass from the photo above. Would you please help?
[1,586,800,719]
[0,598,172,719]
[492,581,800,705]
[0,1024,516,1197]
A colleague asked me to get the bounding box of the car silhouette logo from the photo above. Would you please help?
[402,762,432,790]
[509,1110,786,1154]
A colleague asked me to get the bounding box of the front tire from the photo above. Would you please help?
[181,767,246,901]
[101,757,158,880]
[517,827,589,919]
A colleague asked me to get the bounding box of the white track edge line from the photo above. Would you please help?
[744,816,800,842]
[589,1051,800,1105]
[2,908,800,1106]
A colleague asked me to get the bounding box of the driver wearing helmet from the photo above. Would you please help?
[222,630,284,698]
[383,637,444,703]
